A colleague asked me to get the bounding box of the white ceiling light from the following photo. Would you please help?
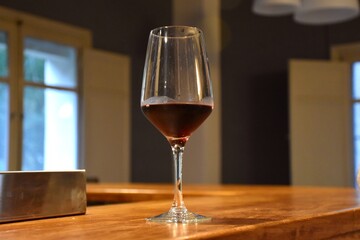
[253,0,301,16]
[294,0,359,25]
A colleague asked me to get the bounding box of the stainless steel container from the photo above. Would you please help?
[0,170,86,223]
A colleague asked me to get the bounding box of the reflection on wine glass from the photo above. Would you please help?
[141,26,214,223]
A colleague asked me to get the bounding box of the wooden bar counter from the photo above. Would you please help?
[2,185,360,239]
[86,183,263,203]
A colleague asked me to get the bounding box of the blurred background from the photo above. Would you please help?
[0,0,359,186]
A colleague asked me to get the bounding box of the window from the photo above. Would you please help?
[0,7,91,171]
[22,37,78,170]
[352,63,360,178]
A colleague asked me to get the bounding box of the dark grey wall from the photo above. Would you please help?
[221,0,360,184]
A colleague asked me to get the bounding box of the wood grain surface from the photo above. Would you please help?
[2,186,360,239]
[86,183,254,203]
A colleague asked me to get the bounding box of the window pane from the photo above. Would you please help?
[353,62,360,99]
[0,83,9,170]
[355,103,360,174]
[22,86,78,170]
[355,103,360,137]
[24,37,77,88]
[0,31,8,77]
[24,54,45,83]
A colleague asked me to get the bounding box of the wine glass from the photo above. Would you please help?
[141,26,214,223]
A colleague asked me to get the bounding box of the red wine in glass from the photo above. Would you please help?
[141,102,213,145]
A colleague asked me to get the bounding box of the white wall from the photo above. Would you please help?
[82,49,130,182]
[290,60,353,187]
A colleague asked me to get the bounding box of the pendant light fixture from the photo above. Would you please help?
[253,0,301,16]
[294,0,359,25]
[253,0,360,25]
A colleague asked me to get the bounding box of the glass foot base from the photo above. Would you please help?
[146,207,211,223]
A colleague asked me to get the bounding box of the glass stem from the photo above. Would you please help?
[171,143,185,209]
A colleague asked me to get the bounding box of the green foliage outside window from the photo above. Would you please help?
[24,54,45,83]
[22,55,45,170]
[0,48,8,77]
